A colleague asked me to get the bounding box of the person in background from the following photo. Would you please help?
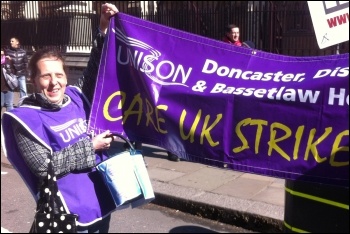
[222,24,242,46]
[1,49,15,112]
[242,40,256,49]
[1,3,119,233]
[5,37,28,99]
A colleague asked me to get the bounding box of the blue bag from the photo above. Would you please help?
[96,134,155,208]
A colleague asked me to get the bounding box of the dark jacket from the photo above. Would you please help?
[5,46,28,77]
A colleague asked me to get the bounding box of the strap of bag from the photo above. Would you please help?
[110,133,136,151]
[37,154,67,216]
[33,155,78,233]
[48,155,66,213]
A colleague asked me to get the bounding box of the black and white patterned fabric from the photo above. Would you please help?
[30,158,78,233]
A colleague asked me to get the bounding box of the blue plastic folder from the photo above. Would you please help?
[129,149,155,208]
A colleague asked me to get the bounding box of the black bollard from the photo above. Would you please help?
[284,179,349,233]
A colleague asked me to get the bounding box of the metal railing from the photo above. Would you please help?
[1,1,348,56]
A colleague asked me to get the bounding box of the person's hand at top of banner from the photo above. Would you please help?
[1,2,123,232]
[99,3,119,35]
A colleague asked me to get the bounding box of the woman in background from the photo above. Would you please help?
[1,49,15,112]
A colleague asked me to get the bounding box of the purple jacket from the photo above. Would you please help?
[1,86,117,225]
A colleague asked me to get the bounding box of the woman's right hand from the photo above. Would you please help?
[92,130,114,151]
[99,3,119,35]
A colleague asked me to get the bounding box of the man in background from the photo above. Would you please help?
[222,24,242,46]
[5,37,28,99]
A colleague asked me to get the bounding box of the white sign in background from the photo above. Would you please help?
[307,1,349,49]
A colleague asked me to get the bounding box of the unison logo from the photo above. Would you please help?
[50,118,87,143]
[112,27,192,87]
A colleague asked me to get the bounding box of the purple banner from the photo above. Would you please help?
[88,13,349,187]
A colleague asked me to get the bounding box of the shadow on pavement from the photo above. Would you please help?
[170,225,217,233]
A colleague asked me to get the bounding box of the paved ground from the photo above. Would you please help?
[140,145,285,232]
[1,92,286,232]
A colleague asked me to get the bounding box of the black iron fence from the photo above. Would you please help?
[1,1,349,56]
